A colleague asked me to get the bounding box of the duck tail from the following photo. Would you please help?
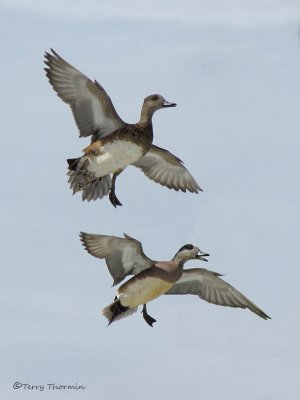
[67,160,112,201]
[82,175,111,201]
[67,157,81,171]
[102,299,138,325]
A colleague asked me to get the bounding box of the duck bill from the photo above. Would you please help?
[162,100,177,108]
[196,251,209,262]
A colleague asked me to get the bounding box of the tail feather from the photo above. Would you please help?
[102,299,138,325]
[67,163,112,201]
[82,175,112,201]
[67,157,81,171]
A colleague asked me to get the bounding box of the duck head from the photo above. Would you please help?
[139,94,176,124]
[173,244,209,265]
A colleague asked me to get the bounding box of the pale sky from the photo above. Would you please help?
[1,1,300,399]
[2,0,300,25]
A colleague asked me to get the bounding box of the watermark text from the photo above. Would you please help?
[13,382,86,391]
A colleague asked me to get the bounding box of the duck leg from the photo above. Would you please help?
[142,304,157,327]
[109,171,122,207]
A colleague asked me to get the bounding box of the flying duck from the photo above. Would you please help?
[44,49,201,207]
[80,232,271,326]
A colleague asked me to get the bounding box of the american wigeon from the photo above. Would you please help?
[80,232,271,326]
[44,50,201,207]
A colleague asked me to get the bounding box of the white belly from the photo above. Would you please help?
[86,141,143,177]
[118,277,173,308]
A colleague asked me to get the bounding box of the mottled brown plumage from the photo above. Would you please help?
[44,49,201,207]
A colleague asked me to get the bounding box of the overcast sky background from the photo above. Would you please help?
[1,1,300,399]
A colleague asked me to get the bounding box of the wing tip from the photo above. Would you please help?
[258,310,272,320]
[79,231,87,247]
[79,231,95,257]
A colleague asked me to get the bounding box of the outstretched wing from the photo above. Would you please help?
[165,268,270,320]
[80,232,154,285]
[132,145,202,193]
[44,49,125,139]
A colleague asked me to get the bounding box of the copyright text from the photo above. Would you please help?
[13,382,86,391]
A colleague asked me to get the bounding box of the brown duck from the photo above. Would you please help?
[80,232,271,326]
[44,49,201,207]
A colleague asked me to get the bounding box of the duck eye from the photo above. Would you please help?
[151,95,159,101]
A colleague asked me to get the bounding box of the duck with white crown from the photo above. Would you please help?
[80,232,271,327]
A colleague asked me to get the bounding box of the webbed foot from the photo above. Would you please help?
[142,304,157,327]
[109,189,122,207]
